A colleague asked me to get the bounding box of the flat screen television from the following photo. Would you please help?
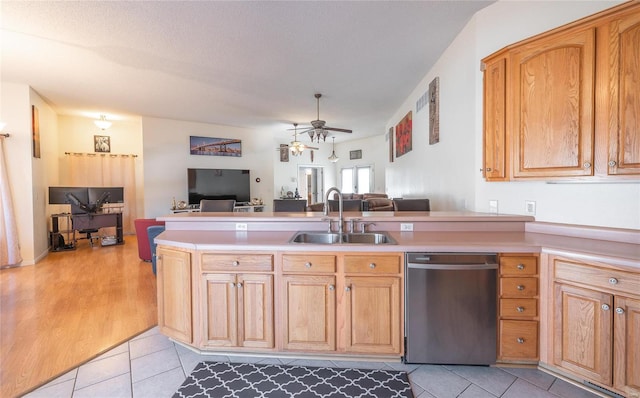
[187,168,250,205]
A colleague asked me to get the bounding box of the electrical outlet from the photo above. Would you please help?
[235,223,247,231]
[525,200,536,215]
[489,200,498,214]
[400,223,414,231]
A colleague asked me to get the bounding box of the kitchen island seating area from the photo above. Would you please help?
[305,193,431,212]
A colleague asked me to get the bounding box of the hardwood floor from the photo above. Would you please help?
[0,236,157,398]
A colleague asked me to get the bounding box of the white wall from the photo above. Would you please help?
[385,1,640,230]
[142,117,275,217]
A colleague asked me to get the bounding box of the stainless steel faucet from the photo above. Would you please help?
[323,187,344,234]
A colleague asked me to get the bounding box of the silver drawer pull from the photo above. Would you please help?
[237,282,243,288]
[230,282,236,287]
[232,260,239,267]
[516,285,525,291]
[516,264,525,270]
[516,337,525,344]
[305,262,312,268]
[583,162,592,169]
[516,306,525,313]
[345,286,351,292]
[329,285,335,291]
[369,263,376,269]
[602,304,610,311]
[615,307,624,315]
[608,278,618,285]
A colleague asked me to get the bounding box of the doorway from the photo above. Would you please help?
[298,166,324,205]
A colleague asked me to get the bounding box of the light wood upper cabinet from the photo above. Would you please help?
[601,11,640,175]
[511,28,595,178]
[156,246,192,344]
[482,2,640,181]
[482,54,508,181]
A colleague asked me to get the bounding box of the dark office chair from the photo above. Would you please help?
[70,203,100,247]
[393,198,431,211]
[199,199,236,212]
[273,199,307,212]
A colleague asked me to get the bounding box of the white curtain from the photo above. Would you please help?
[62,153,138,234]
[0,137,22,267]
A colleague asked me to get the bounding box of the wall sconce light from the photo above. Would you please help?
[328,137,339,163]
[94,115,112,130]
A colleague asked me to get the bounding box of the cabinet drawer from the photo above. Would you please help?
[500,256,537,276]
[281,255,336,273]
[554,259,640,297]
[500,298,538,318]
[344,255,400,274]
[500,277,538,297]
[201,253,273,272]
[499,320,538,360]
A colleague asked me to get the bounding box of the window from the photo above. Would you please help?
[341,166,372,194]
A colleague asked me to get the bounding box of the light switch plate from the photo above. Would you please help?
[235,223,248,231]
[489,200,498,214]
[400,223,414,231]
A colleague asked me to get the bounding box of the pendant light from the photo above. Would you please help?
[94,114,112,130]
[328,137,339,162]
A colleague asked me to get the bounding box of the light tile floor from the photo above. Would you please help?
[24,327,601,398]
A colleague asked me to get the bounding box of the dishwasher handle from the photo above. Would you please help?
[407,263,498,270]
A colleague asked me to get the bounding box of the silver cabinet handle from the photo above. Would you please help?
[237,282,243,288]
[615,307,624,315]
[517,264,525,270]
[232,260,239,267]
[516,338,525,344]
[609,278,618,285]
[305,262,312,268]
[369,263,376,269]
[516,285,525,291]
[608,160,617,167]
[602,304,610,311]
[230,282,236,287]
[328,285,335,291]
[516,306,525,313]
[345,286,351,292]
[486,167,492,172]
[157,254,163,260]
[583,162,592,169]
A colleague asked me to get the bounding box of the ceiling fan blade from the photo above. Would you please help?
[324,126,352,133]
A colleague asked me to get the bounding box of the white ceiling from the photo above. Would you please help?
[1,1,493,142]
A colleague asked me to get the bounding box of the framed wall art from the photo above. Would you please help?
[190,135,242,157]
[429,77,440,145]
[349,149,362,160]
[388,127,394,162]
[279,144,289,162]
[32,105,41,158]
[94,135,111,153]
[395,111,412,158]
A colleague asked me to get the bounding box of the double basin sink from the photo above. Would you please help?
[289,231,396,245]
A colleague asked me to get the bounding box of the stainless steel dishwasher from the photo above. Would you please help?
[405,253,498,365]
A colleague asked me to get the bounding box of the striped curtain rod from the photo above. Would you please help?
[64,152,138,157]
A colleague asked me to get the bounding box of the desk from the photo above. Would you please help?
[71,213,125,245]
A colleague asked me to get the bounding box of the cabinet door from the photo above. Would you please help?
[511,28,595,178]
[604,12,640,175]
[483,54,508,181]
[237,274,274,349]
[613,296,640,395]
[157,247,192,343]
[344,276,401,354]
[554,283,613,385]
[282,275,336,351]
[202,273,237,347]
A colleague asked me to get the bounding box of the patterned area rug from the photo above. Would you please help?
[173,361,414,398]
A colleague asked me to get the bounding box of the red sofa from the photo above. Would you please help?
[134,219,165,261]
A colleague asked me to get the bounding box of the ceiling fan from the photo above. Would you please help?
[277,123,318,156]
[299,93,352,143]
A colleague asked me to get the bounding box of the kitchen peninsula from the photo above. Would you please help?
[155,211,639,398]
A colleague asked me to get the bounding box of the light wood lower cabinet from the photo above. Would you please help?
[199,253,274,350]
[282,274,336,351]
[280,252,403,356]
[343,276,401,354]
[498,254,539,363]
[156,246,192,344]
[551,255,640,397]
[201,273,273,349]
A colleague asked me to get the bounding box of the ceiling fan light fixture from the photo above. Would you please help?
[94,114,112,130]
[328,137,339,163]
